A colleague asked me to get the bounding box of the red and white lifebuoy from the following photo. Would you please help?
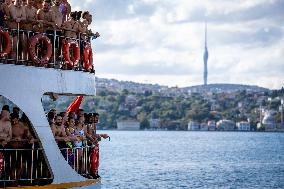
[0,152,4,175]
[83,42,93,72]
[90,144,99,176]
[0,29,12,57]
[62,40,80,68]
[28,34,52,65]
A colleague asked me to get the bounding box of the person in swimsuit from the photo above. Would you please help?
[0,105,12,147]
[74,115,88,172]
[51,114,69,148]
[2,0,12,20]
[34,0,42,10]
[0,0,6,27]
[61,11,85,39]
[8,113,34,180]
[37,1,55,32]
[8,0,28,60]
[23,0,38,33]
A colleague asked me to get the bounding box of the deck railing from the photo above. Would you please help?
[0,23,95,73]
[61,145,98,178]
[0,147,53,187]
[0,145,98,187]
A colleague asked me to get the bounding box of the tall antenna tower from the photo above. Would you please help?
[203,21,209,86]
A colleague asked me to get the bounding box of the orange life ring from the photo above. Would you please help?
[62,40,80,68]
[83,42,93,72]
[0,29,12,57]
[90,144,99,176]
[28,34,52,65]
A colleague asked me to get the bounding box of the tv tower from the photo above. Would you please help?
[203,21,208,86]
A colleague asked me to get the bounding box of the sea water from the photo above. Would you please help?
[98,131,284,189]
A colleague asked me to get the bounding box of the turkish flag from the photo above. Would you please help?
[67,96,84,113]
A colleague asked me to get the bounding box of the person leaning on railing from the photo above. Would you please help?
[22,0,38,34]
[61,11,85,39]
[7,0,28,60]
[0,105,12,147]
[7,112,35,181]
[0,0,6,28]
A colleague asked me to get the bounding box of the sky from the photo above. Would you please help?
[70,0,284,89]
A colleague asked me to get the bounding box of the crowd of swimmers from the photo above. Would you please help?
[0,104,108,181]
[47,108,109,149]
[0,0,99,64]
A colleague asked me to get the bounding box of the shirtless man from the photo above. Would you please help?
[34,0,42,10]
[2,0,12,19]
[0,105,12,147]
[9,113,34,149]
[23,0,38,32]
[8,0,26,29]
[37,1,55,31]
[87,14,100,38]
[51,115,69,148]
[50,0,62,28]
[80,12,99,42]
[8,0,28,60]
[87,113,108,144]
[8,113,34,180]
[61,11,85,39]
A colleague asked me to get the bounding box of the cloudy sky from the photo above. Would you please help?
[70,0,284,89]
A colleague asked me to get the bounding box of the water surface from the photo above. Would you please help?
[98,131,284,189]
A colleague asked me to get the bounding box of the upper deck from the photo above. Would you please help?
[0,23,97,94]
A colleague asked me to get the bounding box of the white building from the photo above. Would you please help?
[208,121,216,131]
[262,111,276,131]
[200,123,208,131]
[149,119,160,129]
[236,121,250,131]
[117,120,140,130]
[216,120,235,131]
[188,121,199,131]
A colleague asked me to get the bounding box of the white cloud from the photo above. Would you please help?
[70,0,284,89]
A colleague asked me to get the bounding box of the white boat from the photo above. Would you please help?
[0,14,101,189]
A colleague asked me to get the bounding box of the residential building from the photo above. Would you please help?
[216,120,235,131]
[117,120,140,130]
[188,121,200,131]
[236,121,250,131]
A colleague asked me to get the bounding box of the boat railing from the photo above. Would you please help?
[60,145,98,179]
[0,147,53,186]
[0,145,97,186]
[0,23,95,73]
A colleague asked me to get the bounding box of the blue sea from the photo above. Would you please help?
[98,131,284,189]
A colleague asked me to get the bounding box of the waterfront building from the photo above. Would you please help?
[188,121,200,131]
[149,119,161,129]
[262,111,276,131]
[200,123,208,131]
[208,121,216,131]
[236,121,251,131]
[117,120,140,130]
[216,120,235,131]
